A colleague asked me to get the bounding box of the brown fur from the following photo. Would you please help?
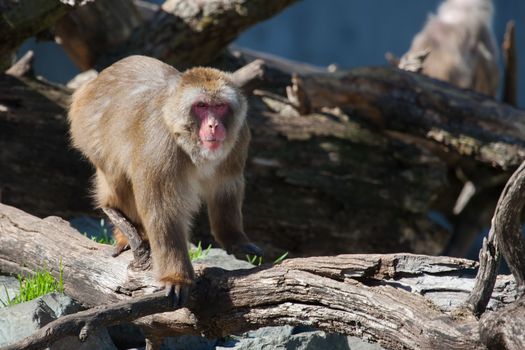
[69,55,252,288]
[401,0,499,97]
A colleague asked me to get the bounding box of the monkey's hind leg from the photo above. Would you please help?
[112,224,130,257]
[95,169,148,262]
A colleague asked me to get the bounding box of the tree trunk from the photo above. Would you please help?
[0,202,520,350]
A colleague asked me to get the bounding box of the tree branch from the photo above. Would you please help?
[1,291,173,350]
[492,161,525,292]
[0,0,87,70]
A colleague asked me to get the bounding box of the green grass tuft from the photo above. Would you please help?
[246,251,289,266]
[273,251,289,265]
[1,261,64,307]
[84,218,115,245]
[246,254,263,266]
[189,242,212,261]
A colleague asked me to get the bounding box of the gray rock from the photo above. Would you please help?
[217,326,341,350]
[0,292,117,350]
[216,326,384,350]
[0,275,19,307]
[347,336,385,350]
[192,248,254,271]
[155,325,385,350]
[0,293,57,346]
[162,335,217,350]
[39,292,83,318]
[51,328,117,350]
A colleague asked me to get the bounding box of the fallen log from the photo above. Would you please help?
[290,67,525,170]
[0,202,519,350]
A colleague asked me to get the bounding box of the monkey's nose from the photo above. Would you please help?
[207,119,219,130]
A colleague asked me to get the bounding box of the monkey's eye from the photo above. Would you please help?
[195,102,207,108]
[215,103,229,115]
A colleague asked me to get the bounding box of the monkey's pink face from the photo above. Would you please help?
[192,101,230,151]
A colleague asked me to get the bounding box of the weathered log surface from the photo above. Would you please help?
[0,202,520,350]
[95,0,297,70]
[480,295,525,350]
[465,160,525,316]
[292,67,525,169]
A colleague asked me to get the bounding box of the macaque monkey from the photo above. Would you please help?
[400,0,499,97]
[68,55,262,304]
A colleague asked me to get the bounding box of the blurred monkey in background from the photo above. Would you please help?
[400,0,499,97]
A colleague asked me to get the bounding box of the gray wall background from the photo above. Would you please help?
[22,0,525,106]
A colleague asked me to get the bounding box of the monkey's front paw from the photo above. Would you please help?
[159,276,193,308]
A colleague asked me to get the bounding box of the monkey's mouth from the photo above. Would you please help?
[201,138,223,150]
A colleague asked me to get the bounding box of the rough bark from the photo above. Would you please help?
[480,294,525,350]
[464,158,525,314]
[491,161,525,292]
[0,73,93,218]
[0,0,85,71]
[94,0,297,70]
[290,67,525,169]
[0,203,520,350]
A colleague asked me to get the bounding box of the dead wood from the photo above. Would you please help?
[5,50,34,78]
[463,161,525,314]
[290,67,525,169]
[502,21,517,107]
[491,161,525,292]
[480,294,525,350]
[101,207,150,268]
[0,202,521,350]
[61,0,297,70]
[0,0,87,71]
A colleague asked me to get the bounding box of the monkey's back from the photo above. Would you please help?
[69,55,180,175]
